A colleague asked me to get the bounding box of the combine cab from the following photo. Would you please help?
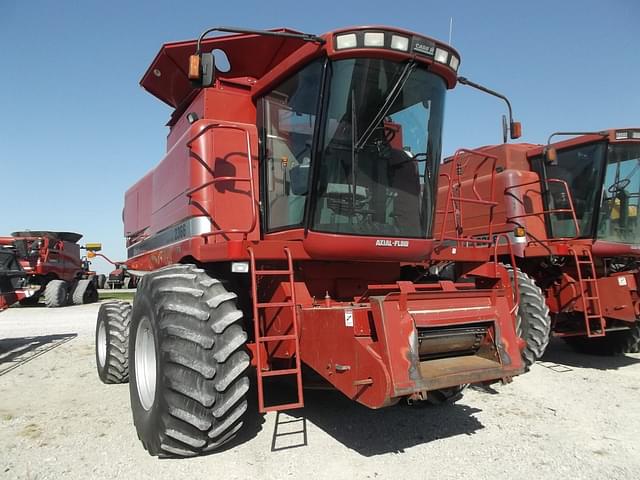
[437,129,640,364]
[0,242,36,311]
[0,231,101,309]
[94,25,527,457]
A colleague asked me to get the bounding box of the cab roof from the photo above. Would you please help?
[11,231,83,243]
[140,28,310,108]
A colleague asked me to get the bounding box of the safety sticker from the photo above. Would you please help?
[344,309,353,327]
[618,277,628,286]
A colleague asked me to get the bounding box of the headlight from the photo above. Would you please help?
[390,35,409,51]
[363,32,385,47]
[434,48,449,64]
[449,55,460,72]
[616,131,629,140]
[335,33,357,50]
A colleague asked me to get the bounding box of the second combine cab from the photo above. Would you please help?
[437,129,640,365]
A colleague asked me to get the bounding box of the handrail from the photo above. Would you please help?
[504,177,581,242]
[185,122,258,240]
[490,233,520,315]
[436,148,500,248]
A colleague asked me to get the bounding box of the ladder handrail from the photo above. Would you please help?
[505,177,581,241]
[284,247,304,409]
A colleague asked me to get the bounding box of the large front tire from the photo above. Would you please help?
[505,264,552,368]
[129,264,250,457]
[96,301,132,384]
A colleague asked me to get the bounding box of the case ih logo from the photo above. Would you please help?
[413,42,435,56]
[375,239,409,248]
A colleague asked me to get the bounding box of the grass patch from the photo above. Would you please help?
[99,291,135,301]
[19,423,42,439]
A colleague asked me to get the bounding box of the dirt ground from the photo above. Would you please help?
[1,302,639,480]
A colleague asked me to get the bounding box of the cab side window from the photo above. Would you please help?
[259,60,323,231]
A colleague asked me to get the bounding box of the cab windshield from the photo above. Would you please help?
[311,58,446,238]
[597,143,640,243]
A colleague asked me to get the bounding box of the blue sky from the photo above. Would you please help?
[1,0,638,273]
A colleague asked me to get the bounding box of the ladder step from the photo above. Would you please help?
[258,334,297,342]
[261,368,299,378]
[262,402,304,412]
[256,301,294,308]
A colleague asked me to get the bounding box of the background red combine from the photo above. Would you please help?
[437,128,640,366]
[94,25,528,457]
[0,231,102,310]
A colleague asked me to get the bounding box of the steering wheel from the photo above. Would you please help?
[608,178,631,193]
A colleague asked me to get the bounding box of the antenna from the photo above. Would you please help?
[448,17,453,44]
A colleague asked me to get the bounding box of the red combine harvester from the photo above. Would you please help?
[101,263,137,289]
[0,231,101,310]
[94,25,527,457]
[437,129,640,365]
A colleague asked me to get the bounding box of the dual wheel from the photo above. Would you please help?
[95,265,250,457]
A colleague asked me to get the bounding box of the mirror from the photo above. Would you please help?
[545,147,558,165]
[188,52,215,87]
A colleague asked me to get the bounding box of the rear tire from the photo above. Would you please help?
[129,264,250,457]
[406,385,467,407]
[96,301,132,384]
[426,385,466,405]
[44,280,68,308]
[72,279,99,305]
[565,321,640,355]
[504,265,552,368]
[97,274,106,290]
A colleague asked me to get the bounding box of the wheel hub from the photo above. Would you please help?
[135,316,157,410]
[97,320,107,368]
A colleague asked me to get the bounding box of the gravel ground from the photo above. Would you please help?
[1,302,639,480]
